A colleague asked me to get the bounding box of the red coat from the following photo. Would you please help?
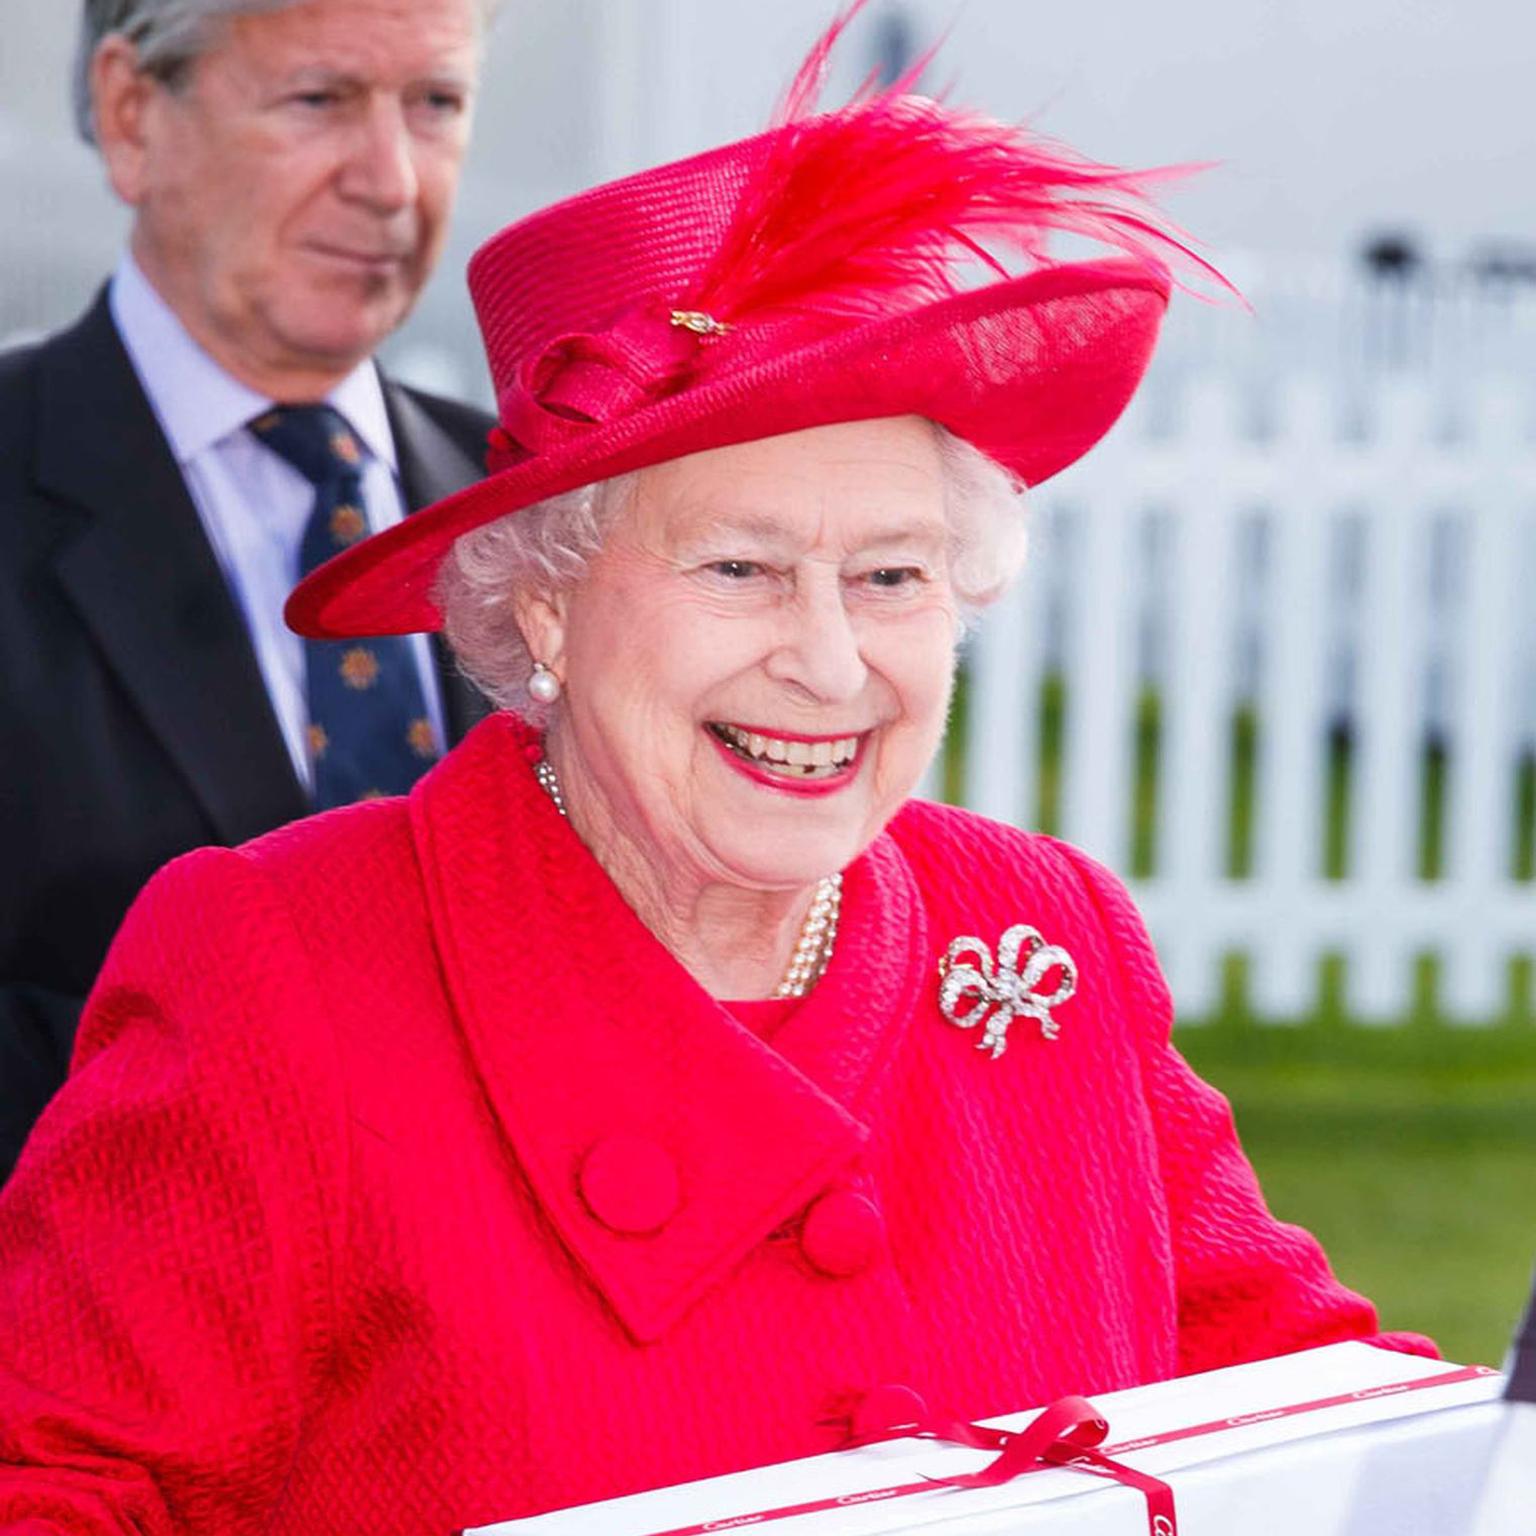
[0,715,1428,1534]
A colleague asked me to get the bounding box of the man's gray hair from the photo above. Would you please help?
[75,1,287,141]
[73,0,501,144]
[436,428,1029,722]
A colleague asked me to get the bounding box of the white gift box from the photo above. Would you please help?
[1467,1401,1536,1536]
[469,1343,1506,1536]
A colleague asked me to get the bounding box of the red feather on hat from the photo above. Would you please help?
[685,0,1230,328]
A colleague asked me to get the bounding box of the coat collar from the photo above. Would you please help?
[410,715,930,1342]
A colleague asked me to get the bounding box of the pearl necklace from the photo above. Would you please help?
[775,871,843,997]
[534,757,841,998]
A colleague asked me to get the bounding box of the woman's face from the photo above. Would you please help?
[543,416,959,893]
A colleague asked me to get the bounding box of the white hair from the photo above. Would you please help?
[437,426,1028,720]
[74,0,503,143]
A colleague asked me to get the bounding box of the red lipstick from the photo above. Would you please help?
[705,726,864,799]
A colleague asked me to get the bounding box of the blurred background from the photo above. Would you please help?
[6,0,1535,1365]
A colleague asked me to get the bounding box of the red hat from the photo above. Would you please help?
[287,4,1211,641]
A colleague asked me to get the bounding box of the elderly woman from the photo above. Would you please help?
[0,11,1430,1535]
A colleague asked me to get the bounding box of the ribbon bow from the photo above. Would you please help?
[934,1397,1178,1534]
[938,924,1078,1059]
[490,300,732,464]
[840,1394,1177,1536]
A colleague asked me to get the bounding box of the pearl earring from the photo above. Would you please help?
[528,661,562,705]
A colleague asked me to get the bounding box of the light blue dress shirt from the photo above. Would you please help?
[109,255,447,792]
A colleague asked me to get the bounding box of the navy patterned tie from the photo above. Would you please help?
[250,405,441,809]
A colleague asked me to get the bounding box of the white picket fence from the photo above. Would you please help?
[958,372,1536,1025]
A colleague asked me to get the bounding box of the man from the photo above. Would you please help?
[0,0,496,1181]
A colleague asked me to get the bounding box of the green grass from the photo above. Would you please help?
[1178,1018,1536,1367]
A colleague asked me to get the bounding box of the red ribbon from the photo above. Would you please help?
[644,1395,1178,1536]
[625,1364,1495,1536]
[911,1396,1177,1534]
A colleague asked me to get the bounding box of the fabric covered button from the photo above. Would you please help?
[800,1190,884,1277]
[852,1383,930,1441]
[578,1134,681,1235]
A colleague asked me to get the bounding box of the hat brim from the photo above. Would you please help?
[287,258,1168,639]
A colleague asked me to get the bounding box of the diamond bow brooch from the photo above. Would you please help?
[937,925,1079,1060]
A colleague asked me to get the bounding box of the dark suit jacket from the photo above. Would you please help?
[0,291,492,1180]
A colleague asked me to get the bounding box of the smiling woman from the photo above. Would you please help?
[494,418,969,992]
[0,4,1436,1533]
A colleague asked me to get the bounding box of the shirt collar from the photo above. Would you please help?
[109,253,396,472]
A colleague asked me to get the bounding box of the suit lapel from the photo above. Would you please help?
[39,293,307,844]
[384,378,491,743]
[385,380,485,512]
